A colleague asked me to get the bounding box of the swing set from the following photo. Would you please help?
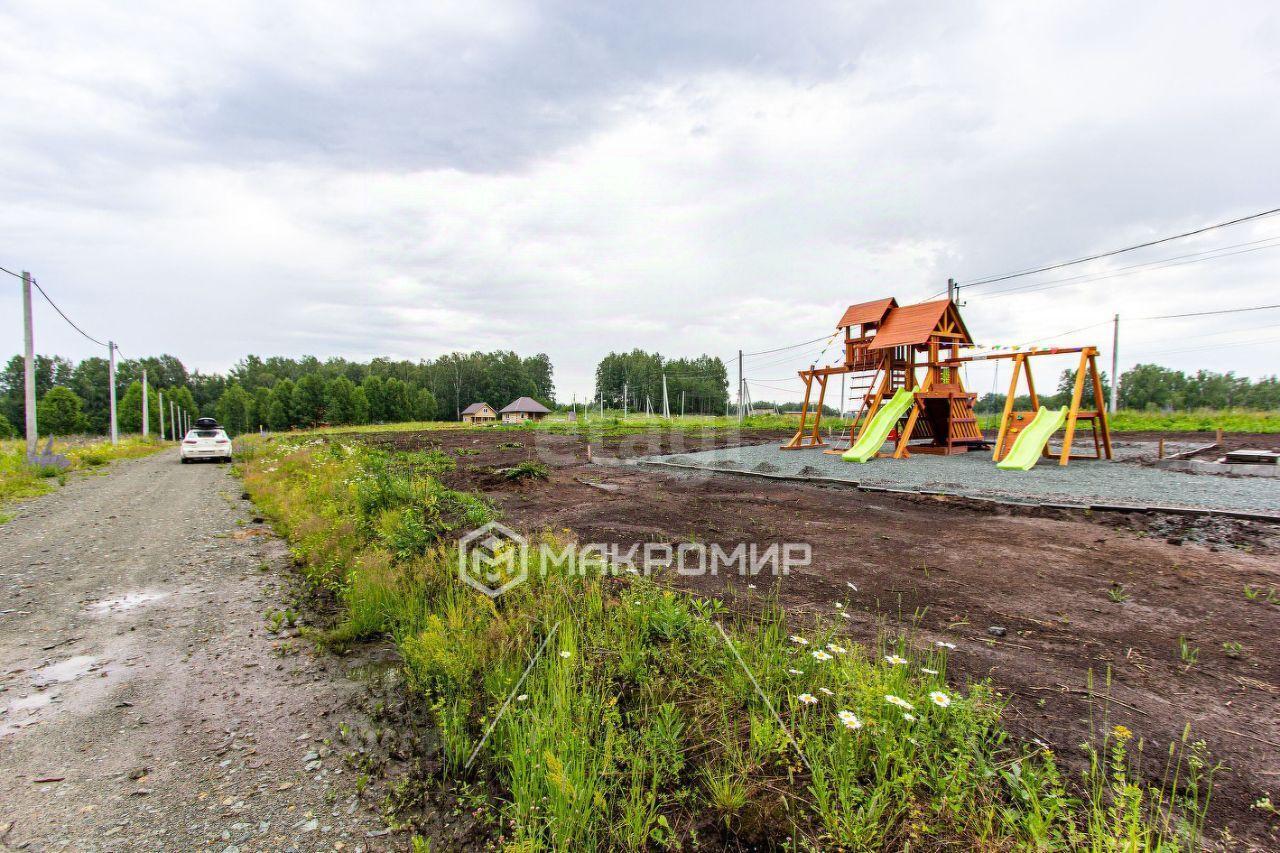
[781,297,1112,466]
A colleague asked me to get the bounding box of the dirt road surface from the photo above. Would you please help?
[0,451,392,852]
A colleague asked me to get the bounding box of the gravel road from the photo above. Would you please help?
[0,451,394,852]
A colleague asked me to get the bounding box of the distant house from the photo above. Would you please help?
[461,402,497,424]
[499,396,551,423]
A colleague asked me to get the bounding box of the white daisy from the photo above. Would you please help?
[787,668,805,675]
[826,643,847,655]
[811,650,833,662]
[818,687,834,696]
[834,602,844,609]
[930,691,952,708]
[885,695,914,711]
[559,650,572,659]
[884,654,908,666]
[921,667,939,675]
[902,713,916,722]
[837,710,863,730]
[936,641,957,650]
[516,694,528,702]
[797,693,818,705]
[789,635,809,646]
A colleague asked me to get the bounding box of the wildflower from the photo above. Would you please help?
[837,710,863,730]
[818,687,834,696]
[811,650,833,662]
[935,641,956,650]
[747,583,757,589]
[903,713,916,722]
[884,654,908,666]
[839,611,852,619]
[516,694,528,702]
[787,668,805,675]
[846,582,858,591]
[826,643,847,655]
[834,602,844,609]
[1112,724,1133,742]
[789,635,809,646]
[559,650,572,659]
[885,695,914,711]
[929,691,951,708]
[797,693,818,705]
[921,667,939,675]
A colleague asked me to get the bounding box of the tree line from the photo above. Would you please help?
[593,351,729,415]
[1,350,554,437]
[974,365,1279,413]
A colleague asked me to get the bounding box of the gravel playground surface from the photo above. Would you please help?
[0,451,395,852]
[647,439,1280,515]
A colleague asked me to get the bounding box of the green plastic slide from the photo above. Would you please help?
[996,405,1068,471]
[842,388,915,463]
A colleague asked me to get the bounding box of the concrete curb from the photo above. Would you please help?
[632,459,1280,524]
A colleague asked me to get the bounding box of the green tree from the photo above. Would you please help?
[216,383,253,435]
[267,379,295,430]
[292,374,327,426]
[361,375,387,422]
[38,386,88,435]
[412,386,437,421]
[351,387,371,425]
[249,386,272,432]
[117,381,160,434]
[0,411,15,439]
[325,376,359,424]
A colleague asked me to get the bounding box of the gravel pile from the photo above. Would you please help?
[644,440,1280,514]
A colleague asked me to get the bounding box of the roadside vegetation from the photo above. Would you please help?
[239,435,1219,850]
[976,408,1280,433]
[0,435,164,514]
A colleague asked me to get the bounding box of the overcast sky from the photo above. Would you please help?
[2,1,1278,402]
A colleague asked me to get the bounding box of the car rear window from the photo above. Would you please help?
[196,430,220,438]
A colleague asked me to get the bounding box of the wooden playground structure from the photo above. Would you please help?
[782,297,1112,466]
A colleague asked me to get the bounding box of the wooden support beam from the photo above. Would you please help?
[993,354,1023,461]
[1059,349,1090,466]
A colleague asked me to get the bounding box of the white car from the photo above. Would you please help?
[180,420,233,463]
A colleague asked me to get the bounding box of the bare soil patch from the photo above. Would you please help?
[354,426,1280,848]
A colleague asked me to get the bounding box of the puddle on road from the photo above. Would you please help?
[89,591,167,614]
[32,655,98,686]
[0,693,55,737]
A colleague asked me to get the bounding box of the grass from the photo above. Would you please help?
[0,435,165,513]
[978,408,1280,433]
[239,435,1219,850]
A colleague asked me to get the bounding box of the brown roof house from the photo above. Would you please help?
[499,396,551,423]
[461,402,498,424]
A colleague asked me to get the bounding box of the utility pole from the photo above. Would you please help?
[661,374,670,418]
[1110,314,1119,414]
[622,381,628,419]
[737,348,747,422]
[141,369,149,437]
[21,272,37,459]
[947,277,956,303]
[170,400,176,441]
[681,389,685,417]
[159,391,165,440]
[108,341,118,445]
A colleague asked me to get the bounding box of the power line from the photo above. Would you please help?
[976,239,1280,301]
[960,206,1280,288]
[30,278,109,348]
[742,334,832,358]
[1135,303,1280,321]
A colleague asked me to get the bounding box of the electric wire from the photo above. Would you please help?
[959,206,1280,287]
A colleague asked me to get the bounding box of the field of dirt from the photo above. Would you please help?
[359,426,1280,849]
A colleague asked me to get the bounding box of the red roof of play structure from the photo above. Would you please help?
[868,299,972,350]
[837,298,897,329]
